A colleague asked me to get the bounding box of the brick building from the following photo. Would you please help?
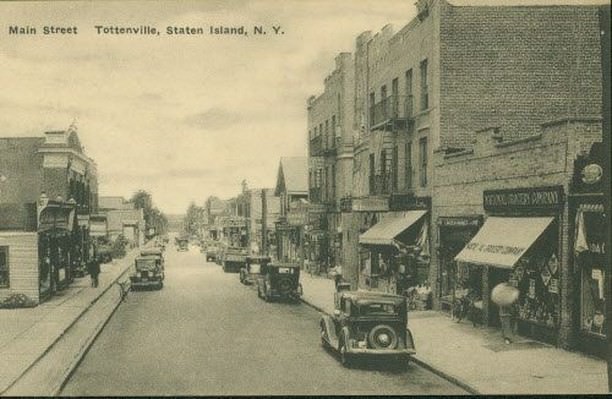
[433,117,604,352]
[327,0,604,300]
[98,196,145,247]
[0,128,98,305]
[307,52,355,277]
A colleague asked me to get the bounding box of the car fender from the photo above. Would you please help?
[406,327,416,352]
[320,315,339,349]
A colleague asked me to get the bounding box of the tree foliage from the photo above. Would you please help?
[183,201,205,238]
[130,190,168,237]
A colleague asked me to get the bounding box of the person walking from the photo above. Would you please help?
[491,282,519,344]
[87,257,101,288]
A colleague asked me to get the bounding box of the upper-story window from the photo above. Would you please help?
[331,115,336,137]
[405,69,413,117]
[391,78,399,116]
[0,247,8,288]
[419,137,428,187]
[405,141,413,189]
[392,145,398,191]
[420,59,429,111]
[381,85,387,101]
[369,153,375,195]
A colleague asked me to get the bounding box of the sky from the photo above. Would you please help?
[0,0,606,214]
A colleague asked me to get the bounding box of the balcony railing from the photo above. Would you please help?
[369,172,392,196]
[309,135,323,156]
[309,187,322,203]
[369,95,414,131]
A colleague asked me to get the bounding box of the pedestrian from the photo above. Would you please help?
[87,257,101,288]
[491,282,519,344]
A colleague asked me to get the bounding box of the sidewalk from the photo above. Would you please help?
[300,273,608,395]
[0,247,140,396]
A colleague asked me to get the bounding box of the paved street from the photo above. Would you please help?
[61,244,466,396]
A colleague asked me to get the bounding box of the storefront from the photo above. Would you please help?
[455,186,564,344]
[37,199,78,298]
[437,216,482,312]
[358,209,429,296]
[570,142,607,357]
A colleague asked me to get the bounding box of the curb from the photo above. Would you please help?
[51,272,130,396]
[299,296,480,395]
[0,250,137,396]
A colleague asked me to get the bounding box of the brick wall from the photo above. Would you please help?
[439,1,603,147]
[432,118,602,347]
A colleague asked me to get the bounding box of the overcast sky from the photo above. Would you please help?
[0,0,605,214]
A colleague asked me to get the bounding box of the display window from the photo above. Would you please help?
[575,204,607,337]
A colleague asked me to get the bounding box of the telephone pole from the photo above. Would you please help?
[261,189,268,257]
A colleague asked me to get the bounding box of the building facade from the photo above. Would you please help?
[433,117,604,352]
[307,52,356,278]
[0,128,98,305]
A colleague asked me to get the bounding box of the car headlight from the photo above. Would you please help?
[357,341,367,349]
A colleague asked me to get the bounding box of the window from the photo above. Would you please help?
[392,146,398,191]
[369,92,376,125]
[392,78,399,116]
[381,85,387,100]
[369,153,375,195]
[0,247,8,288]
[405,141,413,188]
[331,164,336,200]
[331,115,336,137]
[420,59,428,111]
[381,150,387,194]
[419,137,428,187]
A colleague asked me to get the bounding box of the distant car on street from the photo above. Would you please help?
[130,253,165,290]
[239,255,271,285]
[204,241,220,262]
[256,262,303,302]
[319,290,415,368]
[176,239,189,252]
[222,247,247,273]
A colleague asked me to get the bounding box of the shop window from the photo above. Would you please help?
[0,247,9,288]
[575,206,607,337]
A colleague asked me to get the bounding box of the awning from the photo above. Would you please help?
[359,210,427,246]
[454,216,554,269]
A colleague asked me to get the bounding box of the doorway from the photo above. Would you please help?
[488,267,512,327]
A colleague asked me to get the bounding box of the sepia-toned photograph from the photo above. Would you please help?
[0,0,610,396]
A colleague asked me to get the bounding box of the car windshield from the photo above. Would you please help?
[136,259,158,270]
[358,303,398,316]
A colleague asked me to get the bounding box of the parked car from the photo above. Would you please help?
[176,239,189,252]
[130,253,165,290]
[256,262,303,302]
[240,255,271,285]
[204,242,219,262]
[319,290,415,367]
[222,247,247,273]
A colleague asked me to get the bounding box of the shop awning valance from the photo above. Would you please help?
[359,210,427,246]
[454,216,554,269]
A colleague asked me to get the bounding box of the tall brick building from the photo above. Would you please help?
[307,52,356,279]
[321,0,604,301]
[0,127,98,304]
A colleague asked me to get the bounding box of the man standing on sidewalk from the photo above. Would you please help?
[87,257,101,288]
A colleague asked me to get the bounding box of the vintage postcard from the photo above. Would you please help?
[0,0,609,396]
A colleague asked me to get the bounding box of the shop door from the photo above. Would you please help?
[488,267,511,327]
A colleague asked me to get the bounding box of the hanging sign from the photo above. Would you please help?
[548,278,559,294]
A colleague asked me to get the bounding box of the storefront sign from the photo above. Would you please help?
[483,186,564,211]
[389,194,431,211]
[352,197,389,212]
[464,242,524,256]
[438,216,482,227]
[287,210,307,226]
[77,214,90,227]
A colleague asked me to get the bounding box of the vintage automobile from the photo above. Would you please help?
[319,290,416,367]
[130,253,165,290]
[204,241,220,262]
[239,255,271,285]
[222,247,248,273]
[256,262,303,301]
[176,238,189,252]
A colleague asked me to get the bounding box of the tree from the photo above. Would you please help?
[183,201,205,238]
[130,190,169,237]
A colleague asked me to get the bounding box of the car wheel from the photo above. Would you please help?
[368,324,398,350]
[320,323,328,347]
[158,282,164,290]
[263,284,271,302]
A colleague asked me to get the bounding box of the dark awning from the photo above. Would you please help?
[359,211,427,246]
